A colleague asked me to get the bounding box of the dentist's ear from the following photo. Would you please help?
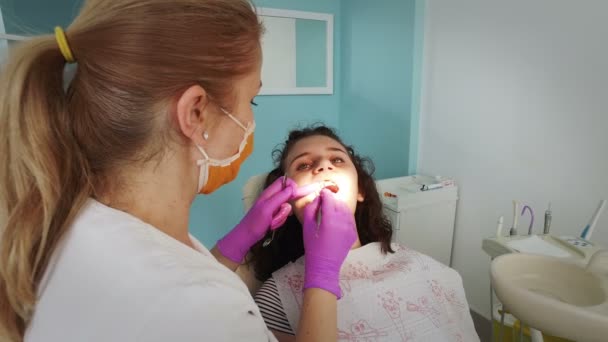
[175,84,209,145]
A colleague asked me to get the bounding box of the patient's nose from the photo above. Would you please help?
[314,159,334,174]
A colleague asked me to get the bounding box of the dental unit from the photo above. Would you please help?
[581,199,606,240]
[510,200,519,236]
[521,205,534,235]
[543,202,552,234]
[483,199,608,342]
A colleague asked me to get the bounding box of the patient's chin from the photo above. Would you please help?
[292,193,318,220]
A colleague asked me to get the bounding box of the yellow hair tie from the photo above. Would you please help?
[54,26,75,63]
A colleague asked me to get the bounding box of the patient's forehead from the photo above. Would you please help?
[286,135,345,160]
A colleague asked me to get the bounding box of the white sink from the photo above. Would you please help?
[491,252,608,341]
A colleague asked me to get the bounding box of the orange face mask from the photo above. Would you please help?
[196,109,255,194]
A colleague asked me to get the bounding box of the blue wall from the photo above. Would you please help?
[339,0,415,180]
[0,0,82,34]
[190,0,343,246]
[0,0,343,247]
[1,0,421,248]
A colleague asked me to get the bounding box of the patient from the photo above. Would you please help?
[249,125,479,342]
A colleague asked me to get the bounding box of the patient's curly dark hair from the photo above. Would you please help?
[248,124,394,281]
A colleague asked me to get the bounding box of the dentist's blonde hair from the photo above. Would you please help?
[0,0,262,340]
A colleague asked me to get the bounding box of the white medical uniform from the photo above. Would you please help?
[25,199,277,342]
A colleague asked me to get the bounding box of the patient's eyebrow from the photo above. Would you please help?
[288,146,348,168]
[288,152,310,168]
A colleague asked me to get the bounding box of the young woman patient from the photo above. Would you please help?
[249,125,479,342]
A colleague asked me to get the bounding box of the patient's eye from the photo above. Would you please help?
[332,157,345,164]
[296,162,312,171]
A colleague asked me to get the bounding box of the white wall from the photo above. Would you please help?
[260,16,297,88]
[419,0,608,319]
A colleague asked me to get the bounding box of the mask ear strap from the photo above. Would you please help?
[196,144,210,165]
[220,107,248,131]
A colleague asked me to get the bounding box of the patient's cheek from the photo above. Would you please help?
[292,194,316,222]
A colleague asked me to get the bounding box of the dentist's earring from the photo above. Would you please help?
[203,131,209,140]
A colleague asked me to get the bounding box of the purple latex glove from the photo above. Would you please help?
[217,176,295,263]
[301,189,357,298]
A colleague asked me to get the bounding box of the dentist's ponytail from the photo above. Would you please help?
[0,37,93,340]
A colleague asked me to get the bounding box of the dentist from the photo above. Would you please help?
[0,1,356,341]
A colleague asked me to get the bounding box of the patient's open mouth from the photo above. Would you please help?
[322,180,339,193]
[292,180,340,199]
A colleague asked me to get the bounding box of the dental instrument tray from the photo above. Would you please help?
[376,175,456,212]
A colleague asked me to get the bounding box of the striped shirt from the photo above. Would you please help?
[254,277,294,335]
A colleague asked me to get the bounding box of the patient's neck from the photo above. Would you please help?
[351,236,362,249]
